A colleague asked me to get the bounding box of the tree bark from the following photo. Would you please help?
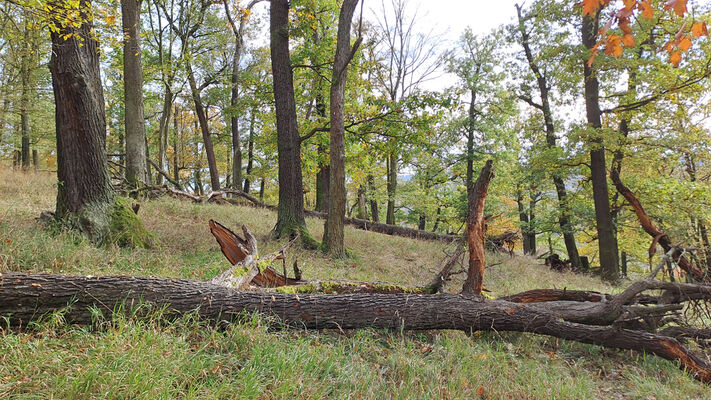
[270,0,308,239]
[4,273,711,383]
[582,13,618,281]
[20,16,31,171]
[323,0,361,257]
[49,0,115,242]
[122,0,149,189]
[462,160,494,296]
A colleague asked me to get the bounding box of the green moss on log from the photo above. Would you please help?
[107,197,156,249]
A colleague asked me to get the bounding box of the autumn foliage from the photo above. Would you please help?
[582,0,708,67]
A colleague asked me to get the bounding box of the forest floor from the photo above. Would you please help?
[0,168,708,399]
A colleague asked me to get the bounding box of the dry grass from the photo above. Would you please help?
[0,168,708,399]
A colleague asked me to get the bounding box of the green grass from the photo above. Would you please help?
[0,168,709,399]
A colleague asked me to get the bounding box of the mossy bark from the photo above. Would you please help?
[106,197,156,248]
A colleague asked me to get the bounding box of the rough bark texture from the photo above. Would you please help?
[122,0,148,188]
[582,13,618,281]
[462,160,494,296]
[270,0,307,239]
[49,0,115,242]
[3,273,710,383]
[323,0,360,257]
[516,5,580,268]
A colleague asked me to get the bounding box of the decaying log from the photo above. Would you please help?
[462,160,494,296]
[610,168,707,281]
[2,272,711,383]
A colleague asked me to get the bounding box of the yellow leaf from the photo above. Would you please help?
[670,50,682,67]
[691,22,708,38]
[106,15,116,26]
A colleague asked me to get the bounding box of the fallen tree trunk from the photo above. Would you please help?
[148,185,458,242]
[1,272,710,383]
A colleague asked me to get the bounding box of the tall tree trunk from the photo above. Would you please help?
[20,17,31,171]
[243,107,255,193]
[315,141,330,212]
[186,61,220,191]
[516,5,580,268]
[528,193,537,255]
[270,0,308,239]
[323,0,360,256]
[386,150,397,224]
[356,185,368,220]
[367,174,379,222]
[122,0,148,188]
[172,104,180,186]
[49,0,114,242]
[229,48,242,189]
[156,87,173,185]
[259,178,265,202]
[517,187,533,255]
[582,13,618,281]
[312,27,329,214]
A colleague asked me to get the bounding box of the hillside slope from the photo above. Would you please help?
[0,169,707,399]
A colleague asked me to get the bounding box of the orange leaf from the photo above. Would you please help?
[477,386,485,396]
[640,0,654,19]
[622,33,635,47]
[670,50,682,67]
[582,0,602,16]
[665,0,687,17]
[619,20,633,34]
[622,0,636,10]
[604,35,623,57]
[691,22,708,38]
[678,36,692,51]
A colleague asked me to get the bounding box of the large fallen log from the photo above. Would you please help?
[1,272,710,383]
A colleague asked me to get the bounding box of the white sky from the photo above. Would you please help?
[408,0,521,40]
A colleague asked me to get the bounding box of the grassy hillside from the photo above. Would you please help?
[0,169,707,399]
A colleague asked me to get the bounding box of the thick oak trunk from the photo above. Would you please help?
[270,0,307,238]
[2,273,710,383]
[49,0,115,242]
